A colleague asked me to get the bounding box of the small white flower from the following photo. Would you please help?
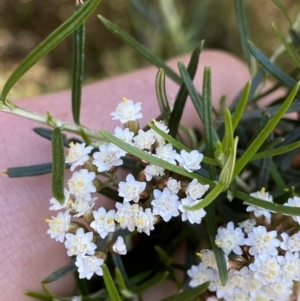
[216,269,237,299]
[215,222,245,255]
[49,188,70,210]
[264,280,293,300]
[115,202,155,234]
[65,228,96,257]
[244,226,280,260]
[114,126,134,143]
[238,219,256,234]
[75,255,104,279]
[178,197,206,224]
[281,232,300,252]
[175,149,203,172]
[284,196,300,223]
[155,143,177,164]
[249,255,281,284]
[198,249,218,270]
[118,173,146,202]
[151,188,181,222]
[143,164,165,181]
[249,290,270,301]
[147,121,169,146]
[68,169,96,199]
[111,98,143,124]
[115,201,136,232]
[90,207,116,239]
[166,178,181,194]
[230,288,249,301]
[245,188,273,223]
[71,197,96,217]
[133,129,155,151]
[46,210,71,243]
[154,120,169,133]
[92,143,123,172]
[134,206,155,235]
[66,142,93,171]
[229,266,250,292]
[112,236,127,255]
[277,251,300,282]
[187,262,218,290]
[248,271,263,295]
[113,126,134,156]
[71,297,82,301]
[186,179,209,200]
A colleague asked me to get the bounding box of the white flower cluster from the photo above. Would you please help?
[46,98,209,280]
[188,189,300,301]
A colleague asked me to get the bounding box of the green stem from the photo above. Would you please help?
[0,101,104,141]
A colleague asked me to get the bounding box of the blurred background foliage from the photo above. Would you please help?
[0,0,299,99]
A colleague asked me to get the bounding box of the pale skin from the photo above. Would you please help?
[0,50,255,300]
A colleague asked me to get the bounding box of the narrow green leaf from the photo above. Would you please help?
[34,127,65,143]
[251,140,300,160]
[149,122,191,151]
[155,246,181,288]
[42,260,76,283]
[100,187,122,202]
[156,68,170,119]
[271,0,292,26]
[240,102,300,120]
[148,122,217,165]
[98,15,181,84]
[178,62,219,143]
[24,292,52,301]
[100,130,214,186]
[222,109,234,152]
[263,137,285,150]
[272,23,300,69]
[178,124,198,149]
[270,162,286,191]
[257,135,273,189]
[234,0,251,67]
[202,66,218,190]
[289,29,300,47]
[74,270,90,296]
[112,254,132,289]
[248,110,270,147]
[235,190,300,215]
[159,281,209,301]
[2,0,102,104]
[72,5,86,125]
[5,163,53,177]
[168,41,204,137]
[248,41,297,90]
[42,284,56,298]
[187,182,225,211]
[202,67,215,158]
[155,246,172,264]
[230,70,264,110]
[206,204,228,285]
[233,82,300,178]
[115,268,134,298]
[133,272,169,294]
[231,81,251,131]
[129,270,153,286]
[51,127,65,204]
[102,263,122,301]
[219,137,238,189]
